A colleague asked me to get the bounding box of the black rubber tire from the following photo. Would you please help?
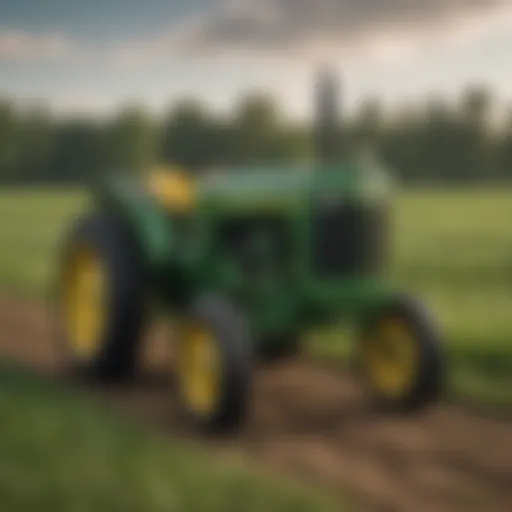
[356,295,444,412]
[178,295,253,433]
[56,212,146,382]
[258,334,300,364]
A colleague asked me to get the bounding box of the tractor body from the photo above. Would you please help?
[94,155,394,352]
[58,71,443,431]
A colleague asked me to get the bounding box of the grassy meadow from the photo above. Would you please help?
[0,363,340,512]
[0,186,510,510]
[396,190,512,407]
[0,187,511,408]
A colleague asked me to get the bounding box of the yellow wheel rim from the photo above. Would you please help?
[62,246,106,360]
[179,323,220,416]
[363,317,418,398]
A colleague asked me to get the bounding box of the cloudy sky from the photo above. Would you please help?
[1,0,512,116]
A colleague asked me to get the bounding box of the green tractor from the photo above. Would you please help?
[56,73,443,432]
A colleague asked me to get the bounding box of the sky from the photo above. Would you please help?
[1,0,512,117]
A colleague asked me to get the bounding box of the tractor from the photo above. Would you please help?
[56,72,443,432]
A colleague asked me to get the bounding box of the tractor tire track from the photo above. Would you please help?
[0,298,511,512]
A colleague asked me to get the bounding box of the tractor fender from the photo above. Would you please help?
[91,174,174,272]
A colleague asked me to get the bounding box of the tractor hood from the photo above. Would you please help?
[196,156,392,214]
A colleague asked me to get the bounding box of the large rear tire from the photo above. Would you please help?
[56,213,146,382]
[355,296,444,412]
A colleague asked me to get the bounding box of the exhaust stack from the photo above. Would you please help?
[314,68,342,165]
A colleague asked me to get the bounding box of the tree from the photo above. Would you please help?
[232,94,306,164]
[107,105,156,175]
[457,86,493,181]
[351,97,384,151]
[160,99,220,172]
[0,100,19,182]
[50,121,106,183]
[497,108,512,179]
[16,107,55,183]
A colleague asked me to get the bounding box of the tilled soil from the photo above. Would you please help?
[0,298,511,512]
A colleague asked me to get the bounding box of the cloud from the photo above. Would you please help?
[0,29,71,60]
[107,0,512,68]
[186,0,508,50]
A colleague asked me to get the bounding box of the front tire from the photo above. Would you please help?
[176,295,253,433]
[56,213,146,382]
[355,296,443,412]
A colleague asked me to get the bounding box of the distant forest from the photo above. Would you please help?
[1,85,512,185]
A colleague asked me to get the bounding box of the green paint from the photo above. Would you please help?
[95,156,396,347]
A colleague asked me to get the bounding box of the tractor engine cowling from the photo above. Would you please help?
[193,157,391,300]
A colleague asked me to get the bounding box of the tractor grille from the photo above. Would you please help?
[311,201,386,277]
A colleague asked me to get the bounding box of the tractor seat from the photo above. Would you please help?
[147,167,195,213]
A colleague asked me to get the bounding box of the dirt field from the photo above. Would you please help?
[0,298,511,512]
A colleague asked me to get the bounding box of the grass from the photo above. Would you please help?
[396,190,512,408]
[0,188,87,298]
[0,187,511,408]
[0,363,340,512]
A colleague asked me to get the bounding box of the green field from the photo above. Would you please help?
[0,363,340,512]
[399,191,511,407]
[0,187,511,511]
[0,187,511,410]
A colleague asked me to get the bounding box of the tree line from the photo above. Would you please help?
[0,86,511,185]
